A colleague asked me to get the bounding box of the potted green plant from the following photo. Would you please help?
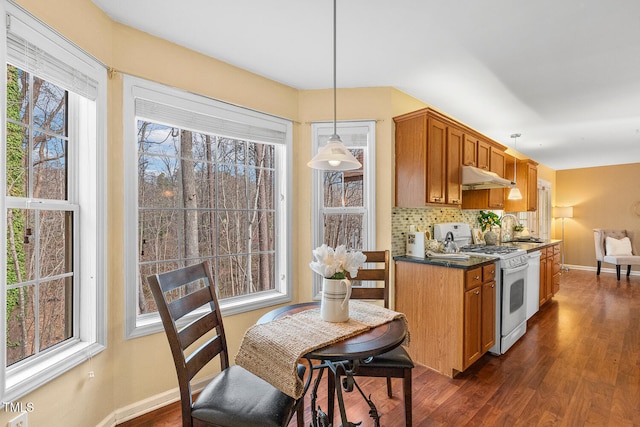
[477,211,501,245]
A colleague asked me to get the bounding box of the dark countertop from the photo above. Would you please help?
[394,239,563,269]
[498,239,562,253]
[394,255,497,270]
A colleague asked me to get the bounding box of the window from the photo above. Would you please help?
[2,2,106,400]
[310,121,375,297]
[123,76,293,338]
[536,179,552,240]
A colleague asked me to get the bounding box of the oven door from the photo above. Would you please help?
[501,262,528,335]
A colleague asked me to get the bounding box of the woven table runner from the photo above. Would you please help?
[235,300,407,399]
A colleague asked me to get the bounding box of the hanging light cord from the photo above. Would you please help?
[332,0,338,137]
[511,133,521,177]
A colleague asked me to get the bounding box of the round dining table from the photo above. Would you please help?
[257,301,408,427]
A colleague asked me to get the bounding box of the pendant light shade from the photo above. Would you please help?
[307,0,362,171]
[307,134,362,170]
[507,187,523,200]
[507,133,523,200]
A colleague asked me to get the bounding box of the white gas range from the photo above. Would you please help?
[434,222,529,355]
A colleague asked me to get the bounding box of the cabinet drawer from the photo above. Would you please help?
[553,244,561,254]
[540,247,548,258]
[465,267,483,290]
[482,263,496,282]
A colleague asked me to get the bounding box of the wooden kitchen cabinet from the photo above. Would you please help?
[462,134,491,170]
[487,148,505,209]
[504,155,538,212]
[539,243,561,306]
[464,264,496,369]
[394,108,462,207]
[552,244,561,294]
[463,134,478,167]
[461,143,508,210]
[396,260,496,377]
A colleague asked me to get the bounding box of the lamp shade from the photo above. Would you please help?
[507,187,523,200]
[553,206,574,218]
[307,135,362,171]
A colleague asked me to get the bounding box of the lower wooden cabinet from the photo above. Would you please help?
[539,243,561,306]
[463,265,496,369]
[396,260,496,377]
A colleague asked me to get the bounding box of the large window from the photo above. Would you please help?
[2,2,106,400]
[310,121,375,297]
[123,76,292,338]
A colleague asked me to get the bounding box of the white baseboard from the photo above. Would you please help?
[562,264,640,276]
[96,375,213,427]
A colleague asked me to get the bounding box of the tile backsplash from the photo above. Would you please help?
[391,207,481,256]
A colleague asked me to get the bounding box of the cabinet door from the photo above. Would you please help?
[394,113,427,207]
[446,127,463,205]
[539,255,547,306]
[463,135,477,166]
[477,139,490,170]
[488,148,505,209]
[545,253,554,301]
[481,280,496,353]
[427,117,446,204]
[527,162,538,211]
[464,286,482,368]
[552,247,561,294]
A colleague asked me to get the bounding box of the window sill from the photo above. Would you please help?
[125,289,293,339]
[5,340,106,401]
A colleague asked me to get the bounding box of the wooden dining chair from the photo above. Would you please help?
[147,261,305,427]
[329,250,414,426]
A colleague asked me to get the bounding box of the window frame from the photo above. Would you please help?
[123,75,293,339]
[1,1,107,401]
[310,121,376,298]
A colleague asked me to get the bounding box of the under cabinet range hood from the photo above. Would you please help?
[461,166,515,190]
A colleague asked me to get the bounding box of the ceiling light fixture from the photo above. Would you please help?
[507,133,523,200]
[307,0,362,171]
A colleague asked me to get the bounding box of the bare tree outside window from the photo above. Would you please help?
[136,120,277,314]
[5,65,73,366]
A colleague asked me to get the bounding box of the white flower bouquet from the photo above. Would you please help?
[309,244,367,279]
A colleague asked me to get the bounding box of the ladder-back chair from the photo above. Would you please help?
[147,261,305,427]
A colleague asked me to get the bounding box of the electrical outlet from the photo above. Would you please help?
[7,412,27,427]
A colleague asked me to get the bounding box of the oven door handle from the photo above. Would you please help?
[503,263,529,275]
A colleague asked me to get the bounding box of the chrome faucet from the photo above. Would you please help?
[500,214,519,242]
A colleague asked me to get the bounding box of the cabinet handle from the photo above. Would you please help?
[474,275,480,281]
[491,284,495,288]
[433,197,442,202]
[474,290,480,295]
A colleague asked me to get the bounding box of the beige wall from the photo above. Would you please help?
[3,1,424,426]
[555,163,640,270]
[11,0,630,425]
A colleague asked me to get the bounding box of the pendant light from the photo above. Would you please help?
[307,0,362,171]
[507,133,523,200]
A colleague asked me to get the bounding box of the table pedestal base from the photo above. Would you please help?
[309,359,381,427]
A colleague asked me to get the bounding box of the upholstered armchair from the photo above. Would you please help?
[593,229,640,280]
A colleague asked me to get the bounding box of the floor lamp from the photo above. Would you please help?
[553,206,573,271]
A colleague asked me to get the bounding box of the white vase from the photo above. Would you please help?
[484,230,498,245]
[320,278,352,322]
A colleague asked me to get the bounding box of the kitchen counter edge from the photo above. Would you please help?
[393,255,497,270]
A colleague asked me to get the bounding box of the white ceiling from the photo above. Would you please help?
[91,0,640,170]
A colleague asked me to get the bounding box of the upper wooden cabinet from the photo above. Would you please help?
[461,144,507,210]
[504,155,538,212]
[394,109,462,207]
[462,135,491,170]
[395,107,538,210]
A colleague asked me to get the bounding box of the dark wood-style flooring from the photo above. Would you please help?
[119,269,640,426]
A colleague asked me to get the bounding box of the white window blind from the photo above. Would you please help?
[6,12,99,100]
[132,87,287,144]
